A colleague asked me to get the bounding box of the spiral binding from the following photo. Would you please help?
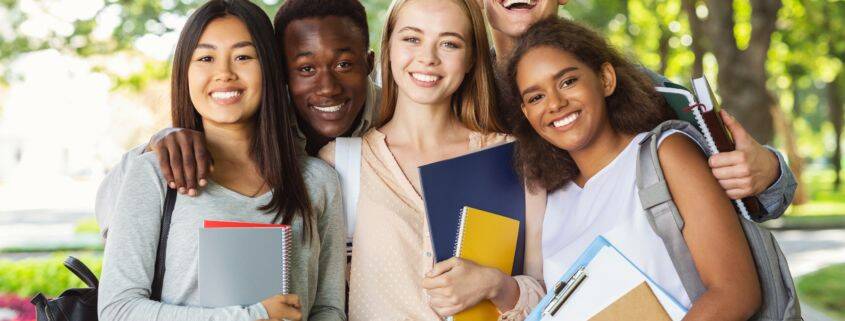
[453,207,469,258]
[690,105,752,221]
[281,225,292,295]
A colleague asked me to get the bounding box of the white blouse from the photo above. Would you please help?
[541,130,693,309]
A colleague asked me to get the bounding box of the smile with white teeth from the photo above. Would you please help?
[411,73,439,83]
[211,91,242,100]
[552,111,580,128]
[502,0,535,9]
[313,104,343,113]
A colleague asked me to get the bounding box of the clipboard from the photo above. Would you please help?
[527,236,688,321]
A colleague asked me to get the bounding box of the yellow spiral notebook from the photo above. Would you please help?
[451,206,521,321]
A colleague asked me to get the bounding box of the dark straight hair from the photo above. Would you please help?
[170,0,314,236]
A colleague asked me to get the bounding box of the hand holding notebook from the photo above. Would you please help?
[428,207,520,321]
[199,220,293,307]
[655,76,764,221]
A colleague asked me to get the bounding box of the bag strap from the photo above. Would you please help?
[151,187,177,301]
[334,137,362,241]
[63,256,99,288]
[636,120,707,301]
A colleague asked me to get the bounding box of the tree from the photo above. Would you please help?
[683,0,782,145]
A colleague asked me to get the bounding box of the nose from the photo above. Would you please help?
[547,90,568,113]
[213,59,237,82]
[316,70,342,97]
[415,42,441,66]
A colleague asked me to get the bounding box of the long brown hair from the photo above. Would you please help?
[505,17,677,191]
[171,0,314,236]
[375,0,503,133]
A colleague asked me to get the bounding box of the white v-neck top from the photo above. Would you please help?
[541,130,693,309]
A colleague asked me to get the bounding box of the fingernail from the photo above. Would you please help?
[178,187,186,194]
[188,189,196,196]
[199,179,207,187]
[169,182,176,189]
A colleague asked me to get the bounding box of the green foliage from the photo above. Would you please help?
[0,254,102,297]
[112,59,173,92]
[798,263,845,320]
[73,218,101,235]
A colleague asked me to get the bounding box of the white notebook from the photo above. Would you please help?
[198,226,291,307]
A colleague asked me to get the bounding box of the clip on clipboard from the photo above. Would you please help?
[526,236,688,321]
[542,266,588,317]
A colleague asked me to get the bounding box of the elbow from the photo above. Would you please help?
[706,280,761,320]
[741,280,763,320]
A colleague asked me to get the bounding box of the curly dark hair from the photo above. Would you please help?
[505,17,676,192]
[273,0,369,49]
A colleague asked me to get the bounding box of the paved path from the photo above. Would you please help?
[773,229,845,321]
[0,209,843,319]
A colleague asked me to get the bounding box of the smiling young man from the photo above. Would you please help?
[479,0,797,221]
[94,0,378,236]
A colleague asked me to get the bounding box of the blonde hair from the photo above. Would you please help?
[375,0,503,133]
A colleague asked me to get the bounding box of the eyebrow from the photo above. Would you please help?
[195,41,255,50]
[520,66,579,96]
[294,47,353,59]
[397,26,466,42]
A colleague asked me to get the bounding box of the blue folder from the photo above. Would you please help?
[419,141,525,275]
[527,236,688,320]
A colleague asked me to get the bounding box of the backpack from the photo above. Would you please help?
[30,188,177,321]
[334,137,363,258]
[637,120,801,320]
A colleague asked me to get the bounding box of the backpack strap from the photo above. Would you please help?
[334,137,363,243]
[636,120,708,301]
[151,187,176,301]
[63,256,99,288]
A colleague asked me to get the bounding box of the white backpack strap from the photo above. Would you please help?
[334,137,362,243]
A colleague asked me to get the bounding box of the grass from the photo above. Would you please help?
[798,263,845,320]
[73,217,100,235]
[786,167,845,217]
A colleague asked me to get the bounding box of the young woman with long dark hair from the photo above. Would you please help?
[97,1,345,320]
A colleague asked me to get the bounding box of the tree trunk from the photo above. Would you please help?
[771,103,808,205]
[700,0,782,144]
[829,74,844,190]
[658,25,671,75]
[682,0,705,76]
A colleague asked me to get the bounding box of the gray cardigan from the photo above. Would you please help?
[97,152,346,321]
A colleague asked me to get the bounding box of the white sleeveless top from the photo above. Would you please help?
[541,130,694,308]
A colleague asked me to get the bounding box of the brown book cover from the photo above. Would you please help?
[691,77,763,220]
[589,282,672,321]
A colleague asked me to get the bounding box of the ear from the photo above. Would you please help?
[600,62,617,97]
[559,0,569,5]
[366,50,376,75]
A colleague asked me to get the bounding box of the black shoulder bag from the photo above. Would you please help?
[31,188,177,321]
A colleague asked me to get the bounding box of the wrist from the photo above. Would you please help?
[763,149,781,191]
[486,268,513,300]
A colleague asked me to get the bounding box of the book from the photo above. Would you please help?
[450,207,520,321]
[655,77,763,221]
[527,236,687,321]
[419,142,526,275]
[198,220,292,307]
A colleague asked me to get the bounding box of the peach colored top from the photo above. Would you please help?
[321,129,544,321]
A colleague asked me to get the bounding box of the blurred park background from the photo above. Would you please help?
[0,0,844,320]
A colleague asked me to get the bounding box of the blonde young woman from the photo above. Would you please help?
[319,0,545,320]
